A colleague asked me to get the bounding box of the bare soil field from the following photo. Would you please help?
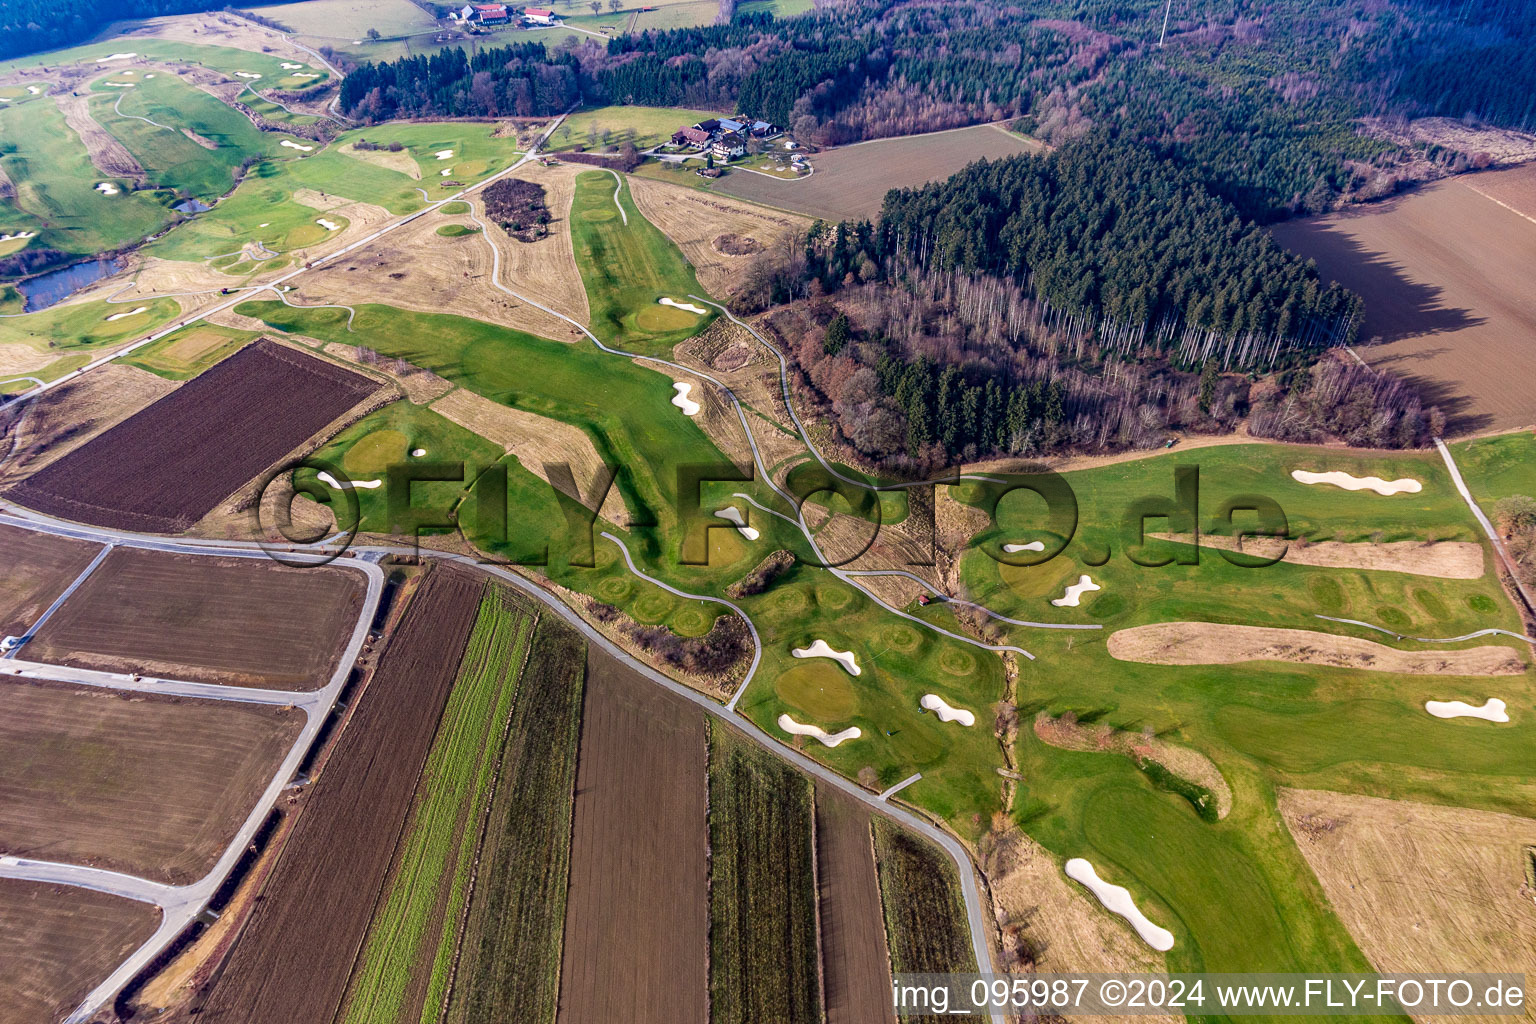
[0,680,302,885]
[628,175,807,297]
[190,566,483,1024]
[0,522,102,638]
[0,363,177,487]
[1279,788,1536,1021]
[0,879,161,1024]
[815,784,896,1024]
[1149,533,1484,579]
[1107,622,1527,675]
[556,646,709,1024]
[28,546,365,689]
[6,339,379,533]
[712,124,1040,222]
[1271,165,1536,433]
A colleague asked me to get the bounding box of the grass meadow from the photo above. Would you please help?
[549,105,722,153]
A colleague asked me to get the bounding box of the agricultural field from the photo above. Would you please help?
[6,338,380,533]
[28,547,367,688]
[0,880,161,1024]
[190,566,483,1024]
[872,818,978,984]
[341,588,536,1024]
[0,680,302,884]
[815,784,896,1024]
[445,612,587,1024]
[1271,163,1536,433]
[708,722,821,1024]
[0,521,103,637]
[709,123,1042,221]
[557,646,709,1024]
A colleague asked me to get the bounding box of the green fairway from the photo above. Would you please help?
[1451,432,1536,521]
[0,297,179,380]
[339,122,522,184]
[568,169,714,355]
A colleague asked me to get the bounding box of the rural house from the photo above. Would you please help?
[522,6,558,24]
[671,127,712,149]
[711,131,746,160]
[469,3,510,23]
[749,119,780,138]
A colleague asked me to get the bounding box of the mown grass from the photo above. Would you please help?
[549,105,722,153]
[708,721,821,1024]
[0,38,328,80]
[116,321,257,379]
[436,223,479,238]
[1451,432,1536,521]
[0,296,179,374]
[445,613,586,1024]
[568,169,714,355]
[341,587,533,1024]
[339,122,521,183]
[873,817,976,1024]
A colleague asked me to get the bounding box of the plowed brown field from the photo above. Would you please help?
[556,648,709,1024]
[0,681,303,885]
[190,565,484,1024]
[0,522,101,638]
[815,784,896,1024]
[6,339,379,532]
[28,547,366,689]
[0,879,161,1024]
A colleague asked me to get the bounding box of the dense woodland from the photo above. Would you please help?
[0,0,231,59]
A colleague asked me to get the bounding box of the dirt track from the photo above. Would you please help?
[29,546,366,689]
[0,680,302,885]
[815,783,896,1024]
[0,879,161,1024]
[557,646,709,1024]
[1107,621,1527,675]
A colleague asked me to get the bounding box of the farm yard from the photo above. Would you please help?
[6,339,380,533]
[1271,163,1536,433]
[557,647,710,1024]
[0,681,302,884]
[27,547,367,689]
[706,123,1041,221]
[189,565,483,1024]
[0,880,161,1024]
[0,521,102,637]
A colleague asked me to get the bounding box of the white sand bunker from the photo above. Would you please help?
[102,81,135,87]
[96,53,137,62]
[26,85,41,94]
[0,231,36,242]
[1051,574,1101,607]
[1425,698,1508,722]
[234,71,262,79]
[440,168,452,175]
[714,505,759,541]
[144,73,155,78]
[671,381,699,416]
[316,218,340,230]
[778,713,861,747]
[318,471,381,490]
[792,639,861,676]
[104,306,147,321]
[435,149,454,159]
[1291,469,1422,496]
[921,694,975,726]
[280,62,304,69]
[660,297,707,315]
[95,182,119,195]
[1003,541,1045,553]
[1065,858,1174,951]
[412,448,427,457]
[281,140,313,152]
[292,73,319,79]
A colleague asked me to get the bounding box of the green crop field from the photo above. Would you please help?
[568,169,714,355]
[708,722,820,1024]
[342,586,534,1024]
[445,612,586,1024]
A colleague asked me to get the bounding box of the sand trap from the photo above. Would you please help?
[144,74,155,78]
[104,306,148,321]
[258,222,269,227]
[95,182,119,195]
[921,694,975,726]
[659,297,707,315]
[26,85,41,94]
[411,448,426,457]
[292,73,319,79]
[440,168,452,176]
[102,81,135,87]
[792,639,861,676]
[280,62,304,69]
[1003,541,1045,553]
[671,381,700,416]
[96,53,137,62]
[234,71,262,79]
[435,149,454,159]
[1291,469,1422,496]
[778,713,861,747]
[1051,574,1101,607]
[318,470,382,490]
[1065,858,1174,951]
[714,505,759,541]
[316,218,340,230]
[281,140,314,152]
[1108,622,1527,676]
[1425,698,1509,722]
[0,231,36,242]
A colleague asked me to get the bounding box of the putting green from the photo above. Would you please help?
[938,646,976,676]
[775,660,859,720]
[342,429,409,476]
[633,304,698,332]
